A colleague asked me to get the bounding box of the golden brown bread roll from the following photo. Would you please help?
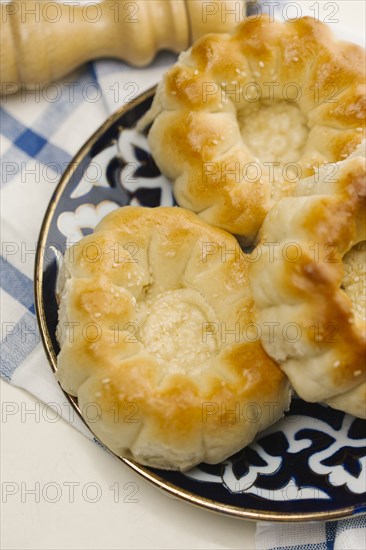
[140,15,365,243]
[249,142,366,418]
[56,206,291,470]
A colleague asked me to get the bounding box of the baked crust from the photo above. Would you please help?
[56,206,290,470]
[249,142,366,418]
[140,15,365,242]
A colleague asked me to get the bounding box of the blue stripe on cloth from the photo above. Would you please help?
[269,543,327,550]
[0,310,40,381]
[0,256,34,311]
[88,61,111,119]
[337,515,366,532]
[1,142,71,187]
[1,67,96,186]
[0,107,27,141]
[15,129,47,156]
[325,521,337,550]
[32,67,100,137]
[267,517,366,550]
[37,142,72,168]
[88,61,99,82]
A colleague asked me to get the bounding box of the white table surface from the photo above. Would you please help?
[1,2,365,549]
[1,379,257,550]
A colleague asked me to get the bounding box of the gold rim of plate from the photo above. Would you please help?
[34,86,362,523]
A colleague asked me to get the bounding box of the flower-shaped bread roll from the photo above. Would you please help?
[56,207,290,470]
[141,15,365,242]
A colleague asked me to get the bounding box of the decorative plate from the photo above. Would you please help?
[35,87,366,522]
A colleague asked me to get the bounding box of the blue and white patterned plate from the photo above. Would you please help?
[35,88,366,522]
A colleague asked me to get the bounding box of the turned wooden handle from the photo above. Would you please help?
[0,0,247,94]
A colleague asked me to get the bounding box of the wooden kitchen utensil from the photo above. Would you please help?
[0,0,247,94]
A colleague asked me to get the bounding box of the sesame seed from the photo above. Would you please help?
[259,61,265,67]
[333,360,340,367]
[102,378,110,384]
[354,370,362,376]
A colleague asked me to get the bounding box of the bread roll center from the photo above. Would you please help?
[238,100,308,180]
[342,241,366,320]
[137,288,219,373]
